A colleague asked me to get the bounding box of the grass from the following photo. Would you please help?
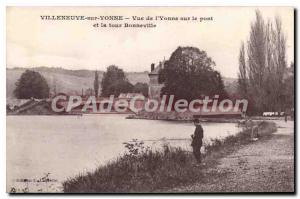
[62,121,277,193]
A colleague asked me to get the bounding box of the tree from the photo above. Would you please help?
[282,62,294,111]
[133,82,149,97]
[85,88,94,96]
[283,74,294,111]
[237,42,248,98]
[101,65,133,97]
[94,70,99,97]
[238,10,288,114]
[14,70,50,99]
[269,17,287,111]
[107,80,134,96]
[159,46,227,101]
[247,10,268,112]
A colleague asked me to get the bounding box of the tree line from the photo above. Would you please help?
[237,10,294,114]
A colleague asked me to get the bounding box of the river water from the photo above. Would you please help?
[6,114,241,192]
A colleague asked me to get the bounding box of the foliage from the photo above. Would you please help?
[63,144,193,193]
[101,65,134,97]
[282,62,294,110]
[14,70,49,99]
[238,10,292,114]
[237,42,248,98]
[85,88,94,96]
[107,80,134,97]
[133,82,149,97]
[159,46,227,101]
[123,139,150,157]
[94,71,99,97]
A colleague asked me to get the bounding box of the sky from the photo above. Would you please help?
[6,7,294,78]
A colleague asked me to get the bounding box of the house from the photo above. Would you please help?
[148,61,165,99]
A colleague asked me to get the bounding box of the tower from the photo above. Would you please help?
[148,61,165,99]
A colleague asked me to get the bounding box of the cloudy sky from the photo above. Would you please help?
[7,7,294,78]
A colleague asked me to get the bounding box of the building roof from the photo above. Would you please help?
[149,61,165,75]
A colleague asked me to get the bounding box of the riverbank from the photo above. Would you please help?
[166,120,294,192]
[127,112,289,123]
[127,114,242,123]
[62,121,277,193]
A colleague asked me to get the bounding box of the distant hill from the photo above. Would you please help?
[6,67,237,98]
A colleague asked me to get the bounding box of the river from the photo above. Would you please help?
[6,114,241,192]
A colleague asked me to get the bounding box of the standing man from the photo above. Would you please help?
[191,118,204,163]
[285,113,288,122]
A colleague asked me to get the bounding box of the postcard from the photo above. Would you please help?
[6,6,295,193]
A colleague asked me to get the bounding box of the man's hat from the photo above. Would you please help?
[194,118,200,123]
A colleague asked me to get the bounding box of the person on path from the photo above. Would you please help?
[191,118,204,163]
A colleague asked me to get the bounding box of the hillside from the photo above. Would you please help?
[6,67,237,98]
[6,67,149,98]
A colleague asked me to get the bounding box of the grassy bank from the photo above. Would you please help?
[63,121,277,193]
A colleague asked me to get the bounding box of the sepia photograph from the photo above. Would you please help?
[6,6,295,193]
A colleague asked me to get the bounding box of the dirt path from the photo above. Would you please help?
[169,120,294,193]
